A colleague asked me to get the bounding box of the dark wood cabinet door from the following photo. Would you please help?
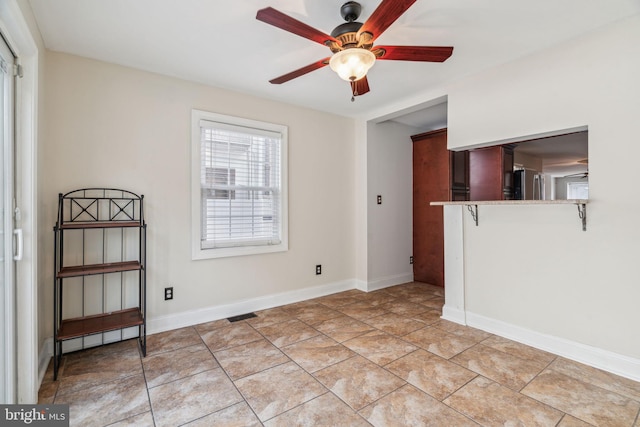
[469,145,514,201]
[412,129,449,287]
[451,189,469,201]
[502,146,515,200]
[450,150,469,195]
[469,147,503,201]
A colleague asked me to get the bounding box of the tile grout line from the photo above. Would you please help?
[520,367,638,425]
[223,320,331,424]
[42,283,640,426]
[269,309,414,422]
[198,324,265,426]
[135,340,156,427]
[262,319,369,418]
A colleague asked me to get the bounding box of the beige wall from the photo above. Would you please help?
[446,14,640,363]
[513,151,543,171]
[41,52,356,342]
[366,121,417,289]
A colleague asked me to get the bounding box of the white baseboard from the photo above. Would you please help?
[441,305,466,325]
[37,279,359,382]
[365,273,414,292]
[354,279,368,292]
[149,274,418,335]
[147,279,357,335]
[38,338,53,386]
[39,284,639,384]
[466,311,640,382]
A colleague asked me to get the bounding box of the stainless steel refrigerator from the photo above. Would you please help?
[514,168,544,200]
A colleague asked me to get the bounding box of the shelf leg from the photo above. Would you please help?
[467,204,479,226]
[53,341,60,381]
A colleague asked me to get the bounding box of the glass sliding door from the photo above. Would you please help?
[0,34,16,404]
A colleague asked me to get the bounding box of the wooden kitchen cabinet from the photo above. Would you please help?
[411,129,468,287]
[450,150,470,201]
[469,145,515,200]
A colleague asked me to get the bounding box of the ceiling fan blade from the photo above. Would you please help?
[563,172,588,178]
[374,45,453,62]
[350,76,370,97]
[357,0,417,41]
[269,58,330,84]
[257,7,339,46]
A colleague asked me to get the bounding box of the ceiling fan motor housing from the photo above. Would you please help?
[328,2,374,53]
[330,22,363,48]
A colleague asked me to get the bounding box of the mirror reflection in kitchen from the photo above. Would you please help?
[512,130,588,201]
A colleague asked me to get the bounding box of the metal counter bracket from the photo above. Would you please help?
[577,203,587,231]
[467,204,478,226]
[464,202,586,231]
[432,200,588,231]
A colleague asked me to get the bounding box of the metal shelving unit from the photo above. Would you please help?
[52,188,147,380]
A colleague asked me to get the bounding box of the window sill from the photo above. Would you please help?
[192,242,288,260]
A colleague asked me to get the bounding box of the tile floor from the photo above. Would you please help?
[39,282,640,427]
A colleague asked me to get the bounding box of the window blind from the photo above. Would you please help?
[199,119,282,249]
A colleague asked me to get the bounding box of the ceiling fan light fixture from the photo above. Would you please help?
[329,48,375,82]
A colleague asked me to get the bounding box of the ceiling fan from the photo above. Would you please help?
[256,0,454,100]
[560,158,589,178]
[564,171,589,179]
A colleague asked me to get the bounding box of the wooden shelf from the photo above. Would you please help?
[60,221,141,229]
[57,260,142,278]
[57,308,144,340]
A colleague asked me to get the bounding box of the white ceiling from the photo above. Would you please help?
[388,101,448,130]
[513,131,588,177]
[28,0,640,126]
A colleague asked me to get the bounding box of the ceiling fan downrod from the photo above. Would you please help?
[341,1,361,22]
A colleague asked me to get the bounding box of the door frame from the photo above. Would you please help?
[0,0,39,403]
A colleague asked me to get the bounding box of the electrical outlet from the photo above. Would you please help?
[164,287,173,300]
[316,265,322,275]
[410,256,414,264]
[377,195,382,205]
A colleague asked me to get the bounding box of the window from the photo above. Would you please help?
[567,181,589,199]
[206,167,236,200]
[192,110,288,259]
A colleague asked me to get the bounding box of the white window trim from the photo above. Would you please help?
[191,109,288,260]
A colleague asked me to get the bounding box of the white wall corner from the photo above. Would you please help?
[354,278,368,292]
[38,338,53,387]
[365,273,414,293]
[466,311,640,383]
[443,205,466,317]
[441,305,466,325]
